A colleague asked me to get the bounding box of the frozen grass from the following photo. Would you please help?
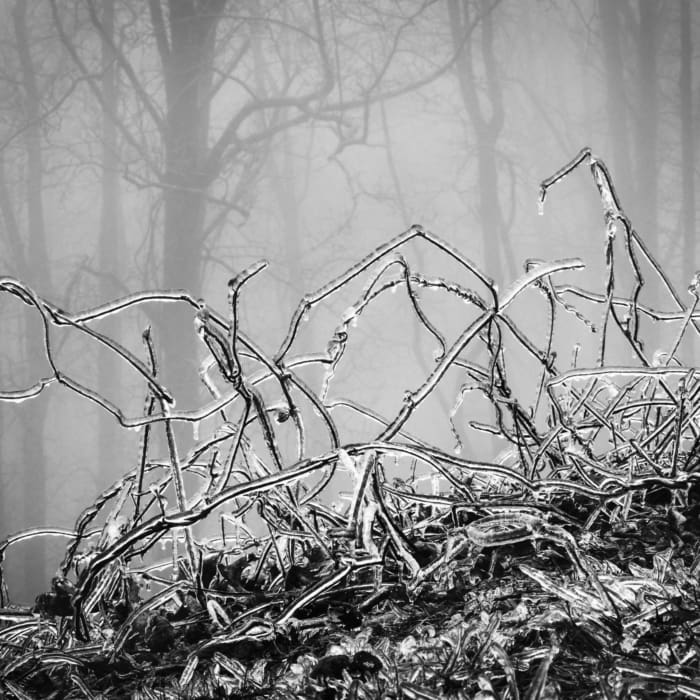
[2,149,700,698]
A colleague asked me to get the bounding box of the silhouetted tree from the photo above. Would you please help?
[97,0,124,484]
[636,1,659,250]
[680,0,695,295]
[599,0,633,198]
[50,1,461,426]
[10,0,53,588]
[447,0,514,282]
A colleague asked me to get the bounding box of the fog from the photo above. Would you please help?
[0,1,695,603]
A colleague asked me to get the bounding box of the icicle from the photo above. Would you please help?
[571,343,581,369]
[337,449,356,472]
[601,378,620,399]
[605,217,616,240]
[652,349,668,367]
[342,305,358,324]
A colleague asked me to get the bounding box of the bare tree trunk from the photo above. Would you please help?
[97,0,124,485]
[12,0,51,593]
[152,0,225,423]
[446,0,514,457]
[447,0,513,283]
[0,158,18,549]
[680,0,695,359]
[636,1,658,240]
[0,156,25,272]
[269,137,304,299]
[599,0,633,198]
[636,1,659,351]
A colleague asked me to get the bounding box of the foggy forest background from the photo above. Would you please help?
[0,0,696,602]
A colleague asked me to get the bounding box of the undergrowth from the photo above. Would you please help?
[2,149,700,698]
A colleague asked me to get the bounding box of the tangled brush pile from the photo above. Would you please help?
[2,150,700,698]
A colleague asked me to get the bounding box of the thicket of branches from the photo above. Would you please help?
[2,151,700,698]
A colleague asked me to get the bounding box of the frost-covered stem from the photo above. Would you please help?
[134,327,157,525]
[670,371,693,479]
[381,259,583,441]
[363,256,447,356]
[663,281,700,365]
[61,461,165,576]
[370,464,420,577]
[381,311,495,442]
[320,256,447,402]
[538,147,592,211]
[598,214,616,367]
[228,264,269,378]
[551,285,698,323]
[71,448,365,636]
[207,407,250,499]
[341,450,375,535]
[110,581,184,656]
[275,225,496,363]
[0,277,173,404]
[143,330,197,584]
[225,262,287,475]
[275,229,424,362]
[543,149,700,348]
[528,267,557,418]
[266,491,332,559]
[276,563,354,626]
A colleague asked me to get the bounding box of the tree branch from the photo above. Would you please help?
[205,0,334,175]
[147,0,171,68]
[86,0,166,135]
[49,0,162,177]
